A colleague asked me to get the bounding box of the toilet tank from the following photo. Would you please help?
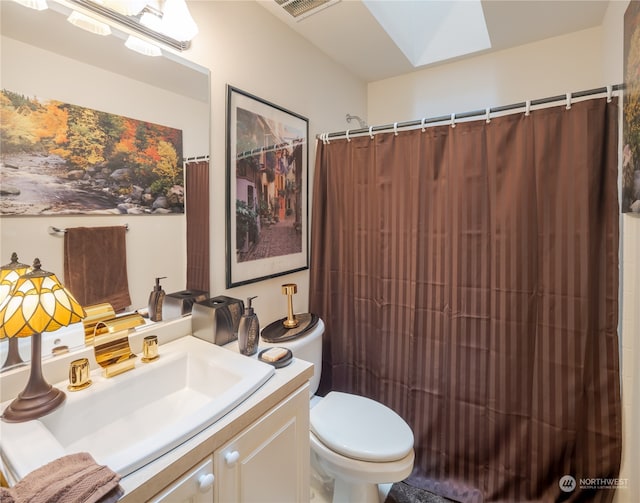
[260,318,324,396]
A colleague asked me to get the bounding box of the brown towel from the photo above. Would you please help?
[0,452,123,503]
[64,226,131,312]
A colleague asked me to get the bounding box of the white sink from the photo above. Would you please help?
[0,336,274,479]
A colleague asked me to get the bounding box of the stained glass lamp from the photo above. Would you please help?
[0,253,31,370]
[0,258,85,422]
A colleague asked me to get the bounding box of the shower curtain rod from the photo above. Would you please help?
[318,84,625,140]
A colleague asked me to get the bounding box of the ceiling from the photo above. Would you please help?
[258,0,611,82]
[1,0,610,89]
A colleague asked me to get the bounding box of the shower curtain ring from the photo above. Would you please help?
[566,92,572,110]
[525,100,531,116]
[369,126,374,139]
[606,85,613,103]
[346,129,351,142]
[421,118,426,132]
[485,108,491,124]
[451,113,456,128]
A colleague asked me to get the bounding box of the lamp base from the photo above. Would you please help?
[1,386,65,423]
[1,332,66,423]
[1,337,26,371]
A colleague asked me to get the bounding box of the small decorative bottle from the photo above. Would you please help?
[238,296,259,356]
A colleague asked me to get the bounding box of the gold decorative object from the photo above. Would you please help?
[281,283,299,329]
[93,313,145,378]
[0,258,85,422]
[68,358,92,391]
[82,303,116,344]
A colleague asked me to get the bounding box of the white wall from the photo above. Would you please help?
[367,26,603,125]
[368,3,637,500]
[178,0,366,326]
[0,36,208,310]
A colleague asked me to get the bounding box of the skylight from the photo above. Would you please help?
[363,0,491,68]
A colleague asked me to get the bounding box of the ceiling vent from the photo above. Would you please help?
[274,0,340,21]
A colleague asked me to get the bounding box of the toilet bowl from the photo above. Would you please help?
[260,318,415,503]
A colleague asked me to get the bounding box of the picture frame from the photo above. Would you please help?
[623,0,640,214]
[226,86,309,288]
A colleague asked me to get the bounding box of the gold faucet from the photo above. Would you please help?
[93,313,145,378]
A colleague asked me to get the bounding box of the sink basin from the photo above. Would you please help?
[0,336,274,479]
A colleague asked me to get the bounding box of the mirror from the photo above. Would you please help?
[0,0,210,367]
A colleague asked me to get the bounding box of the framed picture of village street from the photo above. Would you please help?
[226,86,309,288]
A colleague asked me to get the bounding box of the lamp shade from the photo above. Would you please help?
[0,252,30,306]
[0,258,85,339]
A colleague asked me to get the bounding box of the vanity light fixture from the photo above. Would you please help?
[125,34,162,57]
[0,258,85,422]
[139,5,162,32]
[0,253,30,370]
[158,0,198,42]
[11,0,48,11]
[67,9,112,35]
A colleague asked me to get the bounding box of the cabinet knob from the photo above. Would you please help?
[198,473,215,493]
[225,450,240,466]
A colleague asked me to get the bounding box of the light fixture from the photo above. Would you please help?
[67,0,197,51]
[67,10,112,35]
[0,258,85,422]
[139,6,162,32]
[101,0,147,16]
[158,0,198,42]
[0,253,30,371]
[11,0,48,11]
[125,35,162,57]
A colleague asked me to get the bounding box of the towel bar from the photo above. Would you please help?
[48,224,129,235]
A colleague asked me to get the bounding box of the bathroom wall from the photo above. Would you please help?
[177,0,367,325]
[367,2,638,500]
[0,36,208,311]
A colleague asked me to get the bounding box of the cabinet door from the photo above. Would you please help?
[214,384,310,503]
[149,456,215,503]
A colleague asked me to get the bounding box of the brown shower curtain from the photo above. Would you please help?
[309,97,621,502]
[185,158,210,293]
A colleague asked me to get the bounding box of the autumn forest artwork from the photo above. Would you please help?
[0,89,184,215]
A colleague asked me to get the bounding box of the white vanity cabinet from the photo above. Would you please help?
[149,383,310,503]
[214,383,310,502]
[149,457,215,503]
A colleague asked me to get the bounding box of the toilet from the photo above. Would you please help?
[260,318,415,503]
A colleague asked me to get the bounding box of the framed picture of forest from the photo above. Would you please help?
[0,89,183,215]
[226,86,309,288]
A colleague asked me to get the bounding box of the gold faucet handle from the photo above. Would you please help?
[68,358,92,391]
[142,335,159,362]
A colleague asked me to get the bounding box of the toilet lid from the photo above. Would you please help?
[310,392,414,462]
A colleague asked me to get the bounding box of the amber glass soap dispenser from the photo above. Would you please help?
[238,296,259,356]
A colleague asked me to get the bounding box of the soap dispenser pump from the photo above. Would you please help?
[148,276,167,322]
[238,296,259,356]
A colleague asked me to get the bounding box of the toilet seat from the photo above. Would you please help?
[310,392,414,463]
